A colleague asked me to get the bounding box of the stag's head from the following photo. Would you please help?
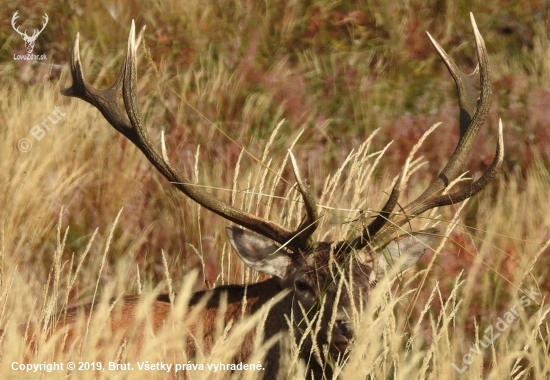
[61,13,502,362]
[226,226,440,355]
[11,11,48,54]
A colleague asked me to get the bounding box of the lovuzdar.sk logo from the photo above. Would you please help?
[11,11,48,61]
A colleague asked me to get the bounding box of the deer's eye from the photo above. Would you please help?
[295,279,312,293]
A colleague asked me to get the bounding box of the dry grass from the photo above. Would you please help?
[0,0,550,378]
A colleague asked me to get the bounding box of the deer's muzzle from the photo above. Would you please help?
[331,319,354,353]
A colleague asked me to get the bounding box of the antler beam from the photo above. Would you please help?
[61,22,319,252]
[347,13,503,250]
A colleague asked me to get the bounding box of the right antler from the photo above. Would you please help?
[61,23,319,252]
[347,13,504,250]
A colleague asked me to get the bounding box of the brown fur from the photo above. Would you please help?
[6,237,382,378]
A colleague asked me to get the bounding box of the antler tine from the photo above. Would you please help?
[426,32,479,132]
[289,151,319,248]
[62,21,303,250]
[346,173,403,251]
[60,29,144,147]
[406,119,503,216]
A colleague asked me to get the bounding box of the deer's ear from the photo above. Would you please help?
[375,228,440,280]
[226,226,291,279]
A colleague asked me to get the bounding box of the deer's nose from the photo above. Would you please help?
[336,320,353,339]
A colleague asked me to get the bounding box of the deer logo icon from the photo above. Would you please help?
[11,11,48,54]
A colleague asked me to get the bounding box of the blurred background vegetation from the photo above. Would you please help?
[4,0,550,172]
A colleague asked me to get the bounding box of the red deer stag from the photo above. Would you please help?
[23,13,502,379]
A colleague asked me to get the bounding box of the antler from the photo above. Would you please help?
[347,13,504,250]
[61,22,319,252]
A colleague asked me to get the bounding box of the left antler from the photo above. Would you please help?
[347,13,504,250]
